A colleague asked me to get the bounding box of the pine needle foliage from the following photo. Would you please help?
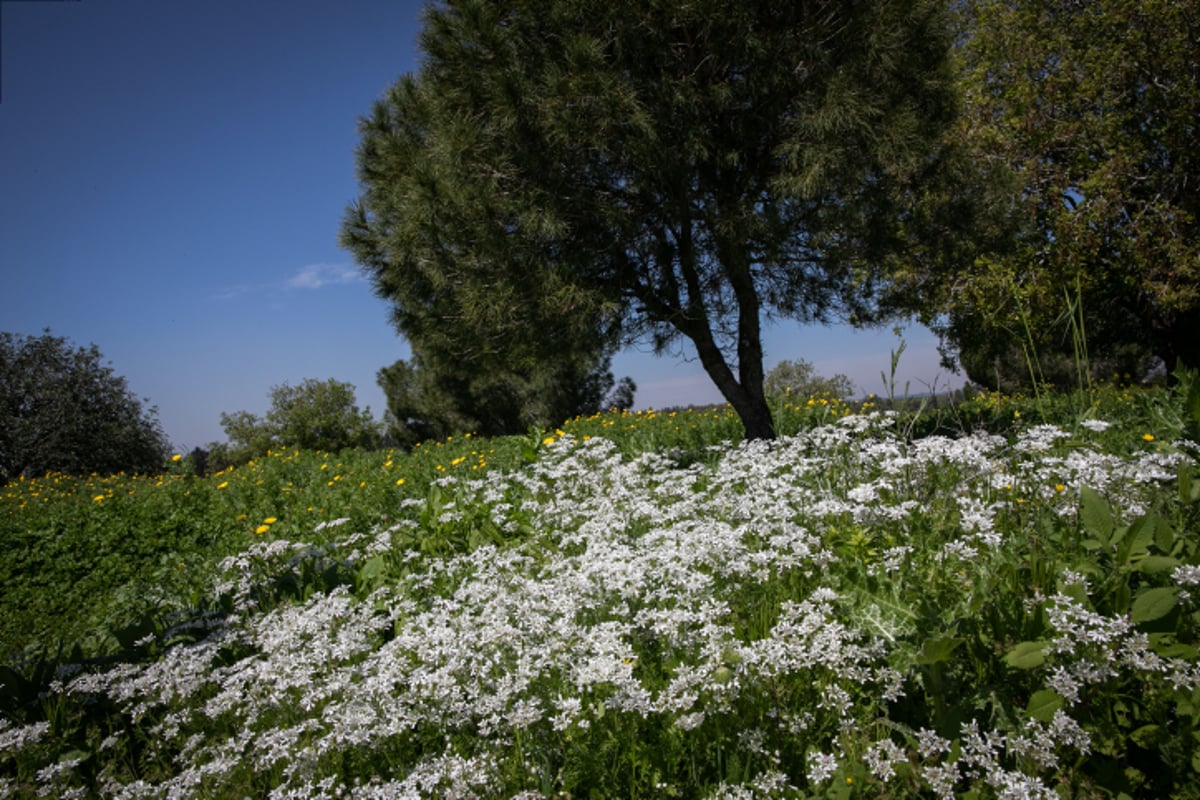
[343,0,965,440]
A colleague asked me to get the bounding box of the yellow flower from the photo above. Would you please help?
[254,524,270,535]
[1143,433,1155,442]
[217,481,229,490]
[92,494,105,503]
[542,436,557,446]
[263,517,277,524]
[171,453,182,462]
[1054,484,1066,493]
[395,478,406,486]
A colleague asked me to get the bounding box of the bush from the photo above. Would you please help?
[0,330,169,483]
[764,358,855,399]
[211,379,381,467]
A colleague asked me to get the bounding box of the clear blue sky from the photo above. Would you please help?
[1,0,961,451]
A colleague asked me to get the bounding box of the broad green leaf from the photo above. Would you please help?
[1149,636,1197,659]
[916,636,965,665]
[1003,640,1047,670]
[1079,486,1113,544]
[1026,689,1063,722]
[1131,587,1179,623]
[1135,555,1180,575]
[1154,515,1176,554]
[1127,515,1155,559]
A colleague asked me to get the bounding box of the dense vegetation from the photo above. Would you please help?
[344,0,964,440]
[2,378,1199,798]
[4,0,1198,795]
[0,331,170,485]
[347,0,1200,440]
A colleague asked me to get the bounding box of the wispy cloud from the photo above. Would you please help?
[287,263,363,290]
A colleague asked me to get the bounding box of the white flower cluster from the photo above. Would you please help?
[3,414,1186,798]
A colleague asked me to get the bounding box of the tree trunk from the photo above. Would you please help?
[685,319,777,441]
[729,388,776,441]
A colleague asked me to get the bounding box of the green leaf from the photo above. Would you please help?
[1153,515,1176,554]
[1131,587,1179,624]
[1184,368,1200,439]
[1026,689,1064,722]
[356,556,389,594]
[1126,516,1155,560]
[1079,486,1113,544]
[1003,640,1047,670]
[1179,465,1195,507]
[1130,724,1162,748]
[1150,637,1197,659]
[916,635,965,665]
[1135,555,1180,575]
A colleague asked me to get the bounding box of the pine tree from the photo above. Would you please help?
[345,0,962,438]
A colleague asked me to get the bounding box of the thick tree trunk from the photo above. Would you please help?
[686,321,777,441]
[729,389,776,441]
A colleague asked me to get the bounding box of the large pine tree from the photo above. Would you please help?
[345,0,962,439]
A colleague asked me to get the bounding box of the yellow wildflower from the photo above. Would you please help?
[171,453,182,462]
[255,524,270,535]
[1143,433,1155,442]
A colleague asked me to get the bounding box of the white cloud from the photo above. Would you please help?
[287,263,362,290]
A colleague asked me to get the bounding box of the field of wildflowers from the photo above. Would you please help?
[2,381,1199,798]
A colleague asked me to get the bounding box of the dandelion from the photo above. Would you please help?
[1142,433,1155,442]
[396,478,406,486]
[171,453,182,462]
[92,494,104,503]
[217,481,229,490]
[255,525,270,534]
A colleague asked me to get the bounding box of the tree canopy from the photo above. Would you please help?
[345,0,963,439]
[932,0,1200,389]
[0,331,170,483]
[210,378,380,467]
[764,359,855,401]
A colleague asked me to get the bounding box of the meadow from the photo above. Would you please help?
[2,382,1199,799]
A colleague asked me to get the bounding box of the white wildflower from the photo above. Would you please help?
[806,750,838,785]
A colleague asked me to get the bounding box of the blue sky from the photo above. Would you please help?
[1,0,961,451]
